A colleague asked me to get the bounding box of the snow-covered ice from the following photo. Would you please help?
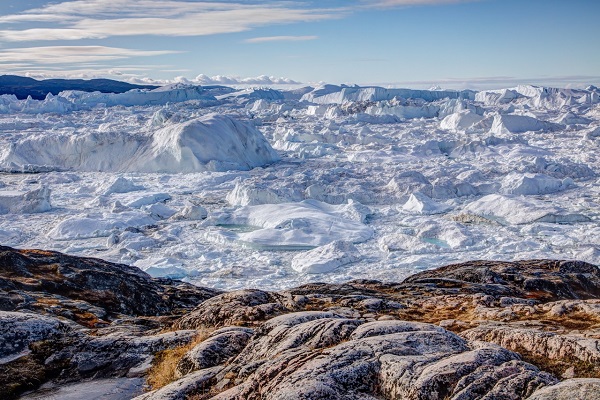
[291,240,359,274]
[1,83,599,290]
[208,199,373,249]
[461,194,589,225]
[0,186,51,214]
[402,192,451,215]
[0,113,278,173]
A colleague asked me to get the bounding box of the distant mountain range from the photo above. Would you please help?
[0,75,159,100]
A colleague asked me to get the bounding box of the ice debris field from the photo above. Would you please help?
[1,83,600,290]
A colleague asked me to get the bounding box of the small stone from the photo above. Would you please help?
[562,366,576,379]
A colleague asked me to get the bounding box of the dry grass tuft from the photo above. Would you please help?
[146,328,214,390]
[20,249,55,256]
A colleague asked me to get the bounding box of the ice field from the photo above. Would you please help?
[1,83,599,290]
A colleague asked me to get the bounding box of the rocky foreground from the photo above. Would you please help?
[1,246,600,399]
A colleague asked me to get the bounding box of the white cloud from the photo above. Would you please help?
[193,74,301,85]
[0,1,244,22]
[0,28,106,41]
[244,35,318,43]
[0,46,181,64]
[372,0,477,6]
[0,1,344,41]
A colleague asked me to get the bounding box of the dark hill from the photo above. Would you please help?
[0,75,159,100]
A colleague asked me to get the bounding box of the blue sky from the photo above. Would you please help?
[0,0,598,89]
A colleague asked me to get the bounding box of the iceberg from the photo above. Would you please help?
[0,186,51,214]
[0,114,279,173]
[291,241,359,273]
[210,199,374,249]
[301,85,474,104]
[402,192,451,215]
[462,194,589,225]
[490,114,563,134]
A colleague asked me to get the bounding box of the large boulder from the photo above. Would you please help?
[176,327,254,376]
[174,289,292,329]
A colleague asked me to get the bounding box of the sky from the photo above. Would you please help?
[0,0,598,89]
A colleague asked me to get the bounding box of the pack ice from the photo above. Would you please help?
[0,83,599,290]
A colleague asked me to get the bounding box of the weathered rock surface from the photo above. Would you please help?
[212,319,557,400]
[51,329,199,380]
[174,289,293,329]
[133,367,223,400]
[175,327,253,377]
[1,248,600,399]
[0,246,220,399]
[402,259,600,300]
[526,378,600,400]
[0,311,71,360]
[18,377,146,400]
[0,246,221,326]
[462,324,600,366]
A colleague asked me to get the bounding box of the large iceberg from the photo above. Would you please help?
[490,114,563,134]
[301,85,475,104]
[501,173,572,196]
[0,114,279,173]
[291,241,359,274]
[476,85,599,109]
[440,110,484,132]
[0,84,218,114]
[131,114,280,173]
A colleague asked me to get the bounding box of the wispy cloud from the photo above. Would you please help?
[14,66,178,81]
[0,0,489,82]
[372,0,478,7]
[0,28,105,41]
[0,1,344,42]
[245,35,318,43]
[0,0,246,21]
[20,70,144,80]
[0,46,181,64]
